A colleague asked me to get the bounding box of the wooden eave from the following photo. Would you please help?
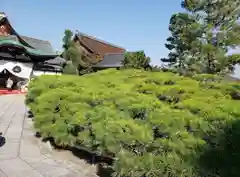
[74,34,95,53]
[74,32,125,58]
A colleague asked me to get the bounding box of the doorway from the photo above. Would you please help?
[0,69,28,90]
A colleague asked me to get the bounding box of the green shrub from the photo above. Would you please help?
[62,63,77,75]
[26,69,240,177]
[26,74,79,105]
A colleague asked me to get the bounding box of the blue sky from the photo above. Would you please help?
[1,0,240,77]
[2,0,183,66]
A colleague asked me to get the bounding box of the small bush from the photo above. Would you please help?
[26,69,240,177]
[62,63,77,75]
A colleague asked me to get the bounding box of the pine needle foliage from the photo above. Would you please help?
[26,69,240,177]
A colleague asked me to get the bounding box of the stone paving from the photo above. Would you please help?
[0,95,98,177]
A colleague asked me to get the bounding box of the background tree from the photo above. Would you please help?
[161,13,202,73]
[62,29,74,60]
[162,0,240,75]
[123,51,152,70]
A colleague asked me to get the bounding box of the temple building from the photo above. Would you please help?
[73,31,125,70]
[0,12,65,89]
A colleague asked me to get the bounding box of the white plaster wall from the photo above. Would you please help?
[0,60,33,79]
[32,70,62,77]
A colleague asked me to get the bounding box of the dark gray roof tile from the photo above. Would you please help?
[21,36,56,54]
[44,56,66,66]
[93,53,124,68]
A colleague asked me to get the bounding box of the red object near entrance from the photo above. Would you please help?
[0,89,26,95]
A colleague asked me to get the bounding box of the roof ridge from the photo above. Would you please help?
[0,12,6,18]
[0,14,50,45]
[0,16,40,49]
[76,31,125,50]
[0,14,56,54]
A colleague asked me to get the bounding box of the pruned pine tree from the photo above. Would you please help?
[62,29,91,75]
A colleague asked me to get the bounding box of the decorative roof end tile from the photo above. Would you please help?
[0,12,6,18]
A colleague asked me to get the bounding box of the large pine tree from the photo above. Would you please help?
[162,0,240,74]
[161,13,203,73]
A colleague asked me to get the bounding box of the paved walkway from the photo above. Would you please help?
[0,95,98,177]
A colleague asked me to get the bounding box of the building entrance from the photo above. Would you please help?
[0,69,28,90]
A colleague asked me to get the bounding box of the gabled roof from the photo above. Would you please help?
[0,12,57,56]
[92,53,124,68]
[0,39,58,59]
[74,31,125,57]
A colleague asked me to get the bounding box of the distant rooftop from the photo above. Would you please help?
[75,31,125,58]
[92,53,124,68]
[21,35,55,54]
[76,31,125,51]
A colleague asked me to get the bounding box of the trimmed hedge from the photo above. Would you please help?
[26,69,240,177]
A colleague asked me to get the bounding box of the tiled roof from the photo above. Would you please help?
[20,36,56,54]
[34,63,63,72]
[44,56,66,66]
[223,75,240,81]
[75,32,125,58]
[0,13,56,55]
[92,53,124,68]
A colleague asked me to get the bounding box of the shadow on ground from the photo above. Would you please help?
[27,110,34,119]
[198,120,240,177]
[36,135,113,177]
[70,147,114,177]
